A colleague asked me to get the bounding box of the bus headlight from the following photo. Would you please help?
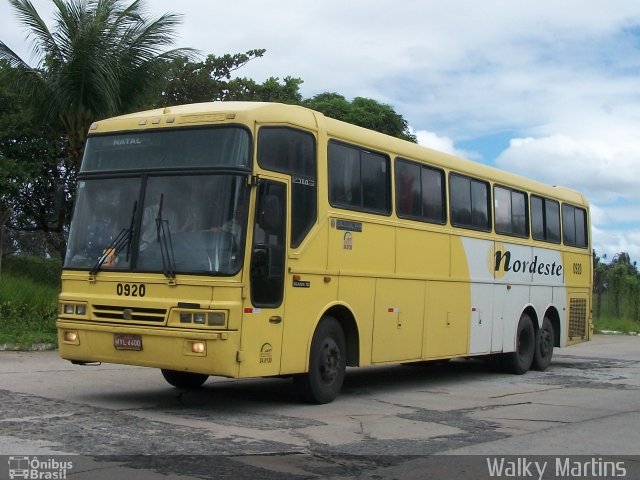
[61,302,88,317]
[208,312,226,326]
[173,309,227,328]
[63,330,79,344]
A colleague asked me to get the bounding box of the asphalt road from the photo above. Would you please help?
[1,334,639,479]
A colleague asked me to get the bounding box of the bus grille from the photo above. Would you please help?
[92,305,167,323]
[568,298,587,339]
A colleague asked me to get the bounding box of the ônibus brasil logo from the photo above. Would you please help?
[8,456,73,480]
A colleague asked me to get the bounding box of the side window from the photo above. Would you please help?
[250,181,286,307]
[494,185,528,237]
[562,204,588,248]
[531,195,561,243]
[328,141,390,214]
[395,158,445,224]
[258,127,317,248]
[450,173,490,231]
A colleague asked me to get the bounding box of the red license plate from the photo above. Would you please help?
[114,334,142,351]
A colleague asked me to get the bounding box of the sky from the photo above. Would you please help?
[1,0,639,264]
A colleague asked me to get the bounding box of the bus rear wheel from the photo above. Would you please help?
[502,313,535,375]
[294,316,346,404]
[161,369,208,389]
[532,317,554,371]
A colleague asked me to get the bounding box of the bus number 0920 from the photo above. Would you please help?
[116,283,146,297]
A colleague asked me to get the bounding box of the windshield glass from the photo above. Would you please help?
[81,127,250,172]
[65,174,249,275]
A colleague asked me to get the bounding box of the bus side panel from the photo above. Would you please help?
[460,237,495,355]
[396,227,450,279]
[337,276,376,367]
[562,250,592,344]
[327,220,395,275]
[423,281,470,358]
[371,279,424,363]
[423,237,471,358]
[279,273,339,375]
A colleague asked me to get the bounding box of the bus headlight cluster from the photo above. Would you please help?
[177,310,227,328]
[61,302,88,316]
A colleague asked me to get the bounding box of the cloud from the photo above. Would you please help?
[411,129,479,159]
[494,134,640,203]
[593,225,640,263]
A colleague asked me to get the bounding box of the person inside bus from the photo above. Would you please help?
[139,192,180,251]
[208,201,246,247]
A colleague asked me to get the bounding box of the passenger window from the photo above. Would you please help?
[494,186,528,237]
[531,195,561,243]
[562,204,588,248]
[450,173,490,231]
[395,158,445,224]
[328,141,390,214]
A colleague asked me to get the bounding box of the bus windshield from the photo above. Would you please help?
[81,127,250,172]
[64,174,249,275]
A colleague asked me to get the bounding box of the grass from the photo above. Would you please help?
[0,271,59,346]
[594,315,640,335]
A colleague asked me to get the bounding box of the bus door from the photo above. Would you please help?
[239,179,287,377]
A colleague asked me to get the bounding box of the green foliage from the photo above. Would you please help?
[305,93,417,142]
[594,316,640,335]
[0,62,72,255]
[593,251,640,332]
[0,272,59,345]
[155,50,268,105]
[3,255,62,287]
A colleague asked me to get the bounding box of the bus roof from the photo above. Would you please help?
[90,101,588,207]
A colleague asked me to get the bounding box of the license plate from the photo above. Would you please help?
[114,334,142,351]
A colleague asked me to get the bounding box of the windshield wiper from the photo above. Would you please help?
[90,201,138,277]
[155,193,176,279]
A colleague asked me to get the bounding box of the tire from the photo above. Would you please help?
[161,369,208,389]
[294,316,347,404]
[502,313,535,375]
[532,317,554,371]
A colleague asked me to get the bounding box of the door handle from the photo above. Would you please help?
[269,316,282,324]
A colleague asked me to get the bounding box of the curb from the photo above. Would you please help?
[596,330,640,336]
[0,343,58,352]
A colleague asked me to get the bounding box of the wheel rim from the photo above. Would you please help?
[319,337,341,384]
[539,328,552,358]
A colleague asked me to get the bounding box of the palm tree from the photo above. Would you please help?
[0,0,192,172]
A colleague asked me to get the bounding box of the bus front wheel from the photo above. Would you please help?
[161,369,208,389]
[502,313,535,375]
[294,316,346,404]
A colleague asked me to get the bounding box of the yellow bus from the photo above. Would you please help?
[58,102,592,403]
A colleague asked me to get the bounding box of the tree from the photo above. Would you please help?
[0,61,71,258]
[0,0,192,174]
[154,50,268,105]
[593,251,608,318]
[604,252,639,320]
[305,93,417,143]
